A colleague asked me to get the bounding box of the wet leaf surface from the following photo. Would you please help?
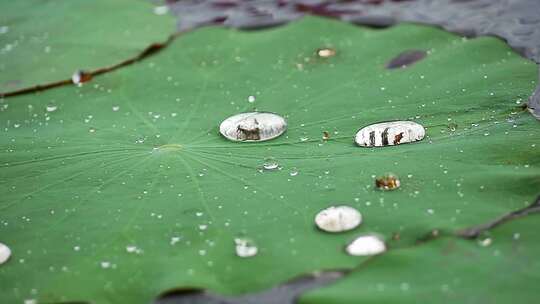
[300,215,540,304]
[0,16,538,304]
[0,0,174,92]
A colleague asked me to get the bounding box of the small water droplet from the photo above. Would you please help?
[89,127,96,133]
[315,205,362,233]
[289,168,298,176]
[100,261,111,269]
[322,131,330,140]
[0,242,11,265]
[234,238,258,258]
[112,106,120,112]
[126,245,141,254]
[346,234,386,256]
[247,95,256,103]
[170,236,181,245]
[199,224,208,231]
[220,112,287,142]
[46,105,58,112]
[479,238,492,247]
[375,173,400,191]
[316,48,336,58]
[154,5,169,15]
[262,159,279,170]
[355,121,425,147]
[71,70,92,86]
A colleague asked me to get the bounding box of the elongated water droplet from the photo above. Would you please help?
[375,173,401,191]
[317,48,336,58]
[112,106,120,112]
[234,238,258,258]
[220,112,287,142]
[355,121,425,147]
[0,242,11,265]
[71,70,92,86]
[315,205,362,233]
[346,234,386,256]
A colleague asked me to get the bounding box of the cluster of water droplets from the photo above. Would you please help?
[213,53,431,257]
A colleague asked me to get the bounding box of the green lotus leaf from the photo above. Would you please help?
[300,214,540,303]
[0,16,538,304]
[0,0,174,93]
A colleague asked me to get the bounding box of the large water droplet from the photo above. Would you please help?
[0,242,11,265]
[375,173,401,191]
[315,205,362,233]
[234,238,258,258]
[219,112,287,142]
[346,234,386,256]
[355,121,425,147]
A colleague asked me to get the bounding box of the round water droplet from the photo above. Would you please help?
[315,205,362,233]
[46,105,58,112]
[289,168,299,176]
[71,70,92,86]
[262,159,279,170]
[247,95,256,103]
[346,234,386,256]
[0,242,11,265]
[219,112,287,142]
[317,48,336,58]
[355,121,425,147]
[234,238,258,258]
[375,173,401,191]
